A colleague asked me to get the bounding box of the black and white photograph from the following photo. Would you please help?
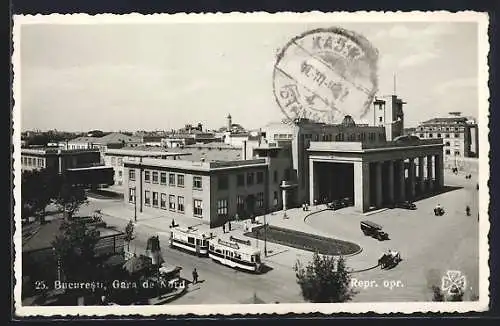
[12,12,490,316]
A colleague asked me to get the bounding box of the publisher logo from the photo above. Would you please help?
[441,270,467,295]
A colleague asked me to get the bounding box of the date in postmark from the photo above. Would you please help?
[273,27,379,124]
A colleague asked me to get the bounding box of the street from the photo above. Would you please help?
[80,200,304,305]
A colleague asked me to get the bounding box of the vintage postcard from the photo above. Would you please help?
[12,11,490,317]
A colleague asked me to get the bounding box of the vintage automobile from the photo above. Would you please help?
[378,251,402,269]
[434,207,445,216]
[394,201,417,210]
[360,220,389,241]
[326,197,354,210]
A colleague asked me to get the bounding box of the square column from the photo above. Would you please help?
[354,161,370,212]
[426,155,434,190]
[309,159,316,206]
[375,162,383,208]
[387,161,395,204]
[408,158,416,199]
[435,154,444,188]
[398,160,406,202]
[418,157,425,194]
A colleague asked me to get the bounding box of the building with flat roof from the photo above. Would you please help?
[414,112,479,169]
[104,148,191,190]
[122,95,446,226]
[21,147,114,187]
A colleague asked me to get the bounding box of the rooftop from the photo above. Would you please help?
[21,148,100,155]
[420,117,470,125]
[124,157,267,172]
[69,132,142,145]
[105,148,190,158]
[308,137,443,153]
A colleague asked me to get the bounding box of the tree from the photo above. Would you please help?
[54,183,88,220]
[51,219,100,282]
[294,252,357,303]
[21,169,59,222]
[124,220,135,251]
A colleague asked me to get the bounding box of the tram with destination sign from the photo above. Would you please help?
[208,235,263,273]
[169,226,214,257]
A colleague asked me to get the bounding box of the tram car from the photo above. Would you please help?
[169,225,214,257]
[208,235,263,273]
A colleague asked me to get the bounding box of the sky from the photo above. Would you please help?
[19,21,480,132]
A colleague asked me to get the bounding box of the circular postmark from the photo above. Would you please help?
[273,27,379,124]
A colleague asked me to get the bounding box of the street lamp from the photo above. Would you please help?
[133,186,137,222]
[264,214,267,257]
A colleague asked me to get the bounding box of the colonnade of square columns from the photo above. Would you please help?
[354,153,444,212]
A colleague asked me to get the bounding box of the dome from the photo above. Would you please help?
[341,115,356,127]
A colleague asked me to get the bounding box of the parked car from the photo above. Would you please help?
[394,201,416,210]
[360,220,389,241]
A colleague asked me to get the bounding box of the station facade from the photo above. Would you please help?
[122,95,446,225]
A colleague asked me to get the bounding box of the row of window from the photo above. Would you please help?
[129,169,272,191]
[129,169,198,189]
[129,188,189,214]
[420,133,462,139]
[21,156,45,168]
[444,141,462,147]
[234,171,265,188]
[418,126,464,132]
[303,132,383,142]
[445,150,461,156]
[130,189,270,218]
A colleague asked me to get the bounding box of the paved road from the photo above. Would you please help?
[305,171,480,302]
[80,199,304,305]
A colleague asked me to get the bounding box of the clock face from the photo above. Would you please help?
[273,27,379,124]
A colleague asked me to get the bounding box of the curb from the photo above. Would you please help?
[303,208,363,258]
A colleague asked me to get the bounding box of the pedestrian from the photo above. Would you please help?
[466,205,471,216]
[222,223,226,233]
[192,268,198,284]
[171,219,175,228]
[228,221,232,231]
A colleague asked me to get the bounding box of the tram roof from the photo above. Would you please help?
[172,225,213,238]
[213,235,261,255]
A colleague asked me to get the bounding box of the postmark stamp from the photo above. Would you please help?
[273,27,379,124]
[12,12,491,317]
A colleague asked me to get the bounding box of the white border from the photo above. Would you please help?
[12,11,490,316]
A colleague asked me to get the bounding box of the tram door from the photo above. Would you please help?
[195,238,201,255]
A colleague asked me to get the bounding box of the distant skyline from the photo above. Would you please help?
[18,20,480,132]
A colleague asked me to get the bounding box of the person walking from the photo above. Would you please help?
[228,221,232,232]
[466,205,471,216]
[192,268,199,284]
[222,223,226,233]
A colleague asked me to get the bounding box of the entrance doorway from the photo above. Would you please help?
[314,162,354,204]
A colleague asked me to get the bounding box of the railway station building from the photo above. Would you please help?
[122,95,445,226]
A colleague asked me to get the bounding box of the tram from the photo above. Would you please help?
[169,225,214,257]
[208,235,263,273]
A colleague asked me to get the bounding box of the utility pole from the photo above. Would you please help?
[133,186,137,222]
[264,214,267,257]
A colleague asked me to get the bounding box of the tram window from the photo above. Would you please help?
[209,245,214,251]
[255,255,261,263]
[216,249,222,254]
[188,237,195,244]
[235,253,241,260]
[251,256,255,262]
[196,239,200,245]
